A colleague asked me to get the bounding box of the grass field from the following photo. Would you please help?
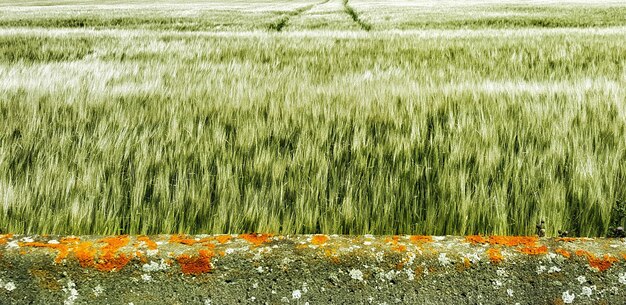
[0,0,625,236]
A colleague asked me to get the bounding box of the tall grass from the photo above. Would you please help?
[0,0,625,236]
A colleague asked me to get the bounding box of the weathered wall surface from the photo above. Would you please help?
[1,234,626,304]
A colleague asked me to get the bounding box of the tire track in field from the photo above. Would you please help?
[268,0,330,32]
[343,0,372,31]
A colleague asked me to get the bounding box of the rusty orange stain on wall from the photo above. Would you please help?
[176,249,214,275]
[240,233,272,246]
[555,248,571,258]
[410,236,433,244]
[311,235,329,246]
[487,248,503,264]
[520,245,548,255]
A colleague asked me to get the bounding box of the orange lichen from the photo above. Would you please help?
[311,235,329,246]
[385,236,400,245]
[391,244,407,252]
[575,250,618,271]
[95,253,132,272]
[520,245,548,255]
[410,235,433,243]
[324,248,340,264]
[137,236,158,250]
[556,237,578,243]
[93,236,132,272]
[488,236,537,247]
[20,242,70,263]
[176,249,214,275]
[74,242,96,268]
[0,233,13,245]
[169,235,198,246]
[555,248,571,258]
[465,235,488,244]
[215,235,232,244]
[487,248,504,264]
[240,233,272,246]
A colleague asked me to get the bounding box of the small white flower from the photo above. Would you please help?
[4,282,16,291]
[350,269,364,281]
[21,237,34,243]
[493,280,503,288]
[203,299,212,305]
[141,274,152,282]
[506,289,513,297]
[146,249,158,256]
[581,286,593,297]
[405,268,415,281]
[6,241,19,249]
[225,248,235,255]
[363,241,372,245]
[256,266,264,273]
[292,290,302,299]
[577,276,587,284]
[48,240,60,244]
[496,268,507,277]
[562,290,575,304]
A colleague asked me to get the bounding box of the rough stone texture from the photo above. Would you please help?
[1,234,626,304]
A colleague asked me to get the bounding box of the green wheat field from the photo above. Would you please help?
[0,0,625,236]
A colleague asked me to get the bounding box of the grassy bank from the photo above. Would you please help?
[0,0,625,236]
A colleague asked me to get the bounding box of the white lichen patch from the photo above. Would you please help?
[375,251,385,262]
[292,290,302,299]
[405,268,415,281]
[463,253,481,264]
[548,266,561,273]
[438,253,451,266]
[4,282,16,291]
[350,269,364,281]
[93,285,104,297]
[63,280,79,305]
[142,259,169,272]
[562,290,575,304]
[581,286,593,297]
[536,265,547,274]
[492,280,503,288]
[141,274,152,282]
[577,276,587,284]
[619,273,626,285]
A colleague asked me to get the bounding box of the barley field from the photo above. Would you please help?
[0,0,625,236]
